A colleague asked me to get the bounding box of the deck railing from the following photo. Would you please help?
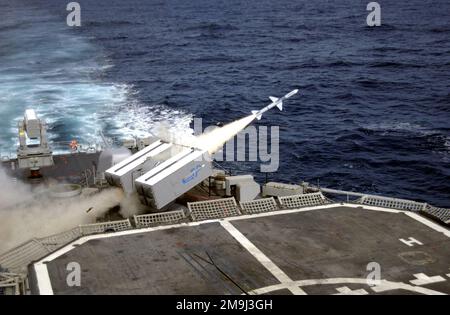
[0,219,132,276]
[134,210,187,228]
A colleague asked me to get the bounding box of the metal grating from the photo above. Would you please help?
[278,192,327,209]
[0,272,27,295]
[134,210,187,228]
[359,195,427,212]
[0,220,131,274]
[188,197,241,221]
[38,228,82,252]
[422,205,450,224]
[240,197,279,214]
[79,219,132,235]
[0,240,50,274]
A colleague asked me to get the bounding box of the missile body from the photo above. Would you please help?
[251,89,299,120]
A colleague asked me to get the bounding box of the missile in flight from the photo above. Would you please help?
[251,89,299,120]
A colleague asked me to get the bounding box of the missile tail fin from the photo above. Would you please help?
[251,110,262,120]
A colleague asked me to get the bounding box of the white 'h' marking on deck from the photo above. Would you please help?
[220,221,306,295]
[399,237,423,247]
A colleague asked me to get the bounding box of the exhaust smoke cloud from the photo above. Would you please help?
[181,115,256,154]
[0,169,123,254]
[0,113,258,255]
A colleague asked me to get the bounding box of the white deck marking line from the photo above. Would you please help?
[334,286,368,295]
[34,263,53,295]
[409,273,446,286]
[371,280,446,295]
[220,220,306,295]
[403,212,450,237]
[352,205,401,214]
[247,278,446,295]
[34,220,217,265]
[227,203,341,221]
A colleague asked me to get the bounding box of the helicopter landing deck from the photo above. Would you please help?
[30,204,450,295]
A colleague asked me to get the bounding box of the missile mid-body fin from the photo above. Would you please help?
[251,89,298,120]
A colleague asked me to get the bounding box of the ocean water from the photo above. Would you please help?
[0,0,449,206]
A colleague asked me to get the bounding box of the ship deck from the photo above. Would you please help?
[30,204,450,295]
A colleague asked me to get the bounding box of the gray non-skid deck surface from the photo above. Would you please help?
[232,207,450,294]
[44,207,450,295]
[46,222,278,294]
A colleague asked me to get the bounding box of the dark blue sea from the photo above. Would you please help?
[1,0,449,206]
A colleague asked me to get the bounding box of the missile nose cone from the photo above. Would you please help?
[284,89,299,98]
[288,89,299,96]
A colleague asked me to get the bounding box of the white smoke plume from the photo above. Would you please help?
[0,114,258,254]
[0,169,123,254]
[193,115,256,154]
[118,192,148,218]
